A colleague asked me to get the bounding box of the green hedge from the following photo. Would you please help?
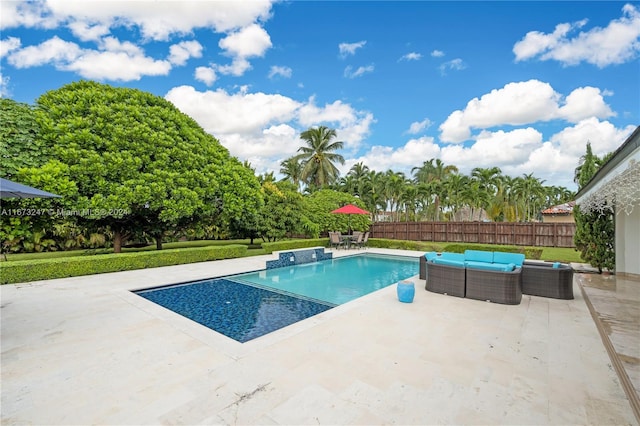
[442,243,542,260]
[0,244,247,285]
[367,238,440,252]
[261,238,329,254]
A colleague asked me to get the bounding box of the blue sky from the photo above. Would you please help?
[1,1,639,191]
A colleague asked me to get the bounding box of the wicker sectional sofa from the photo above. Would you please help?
[420,250,525,304]
[420,250,574,304]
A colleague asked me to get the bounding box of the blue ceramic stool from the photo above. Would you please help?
[397,280,415,303]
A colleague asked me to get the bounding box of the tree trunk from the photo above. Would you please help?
[156,237,163,250]
[113,230,122,253]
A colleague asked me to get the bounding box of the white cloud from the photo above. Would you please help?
[558,86,615,123]
[513,3,640,67]
[506,120,634,188]
[438,58,466,75]
[219,23,272,58]
[207,24,271,78]
[297,98,355,126]
[194,66,217,86]
[7,36,82,68]
[549,117,635,158]
[168,40,203,66]
[440,128,544,173]
[2,1,275,81]
[0,1,59,29]
[1,0,275,40]
[339,40,366,57]
[67,50,171,81]
[215,58,251,77]
[6,35,171,81]
[350,136,441,175]
[268,65,292,79]
[67,21,110,42]
[0,37,21,58]
[439,80,618,143]
[165,85,300,135]
[344,64,374,79]
[400,52,421,61]
[406,118,432,134]
[431,50,445,57]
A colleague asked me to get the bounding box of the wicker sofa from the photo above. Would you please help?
[420,250,525,304]
[521,260,574,299]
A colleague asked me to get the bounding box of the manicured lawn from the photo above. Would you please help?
[539,246,584,263]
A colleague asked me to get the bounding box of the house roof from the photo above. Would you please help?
[541,201,575,215]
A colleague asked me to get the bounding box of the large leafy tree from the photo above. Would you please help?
[295,126,345,190]
[0,99,47,179]
[27,81,262,252]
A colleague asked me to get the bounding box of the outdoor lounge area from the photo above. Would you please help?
[1,248,637,425]
[419,250,575,304]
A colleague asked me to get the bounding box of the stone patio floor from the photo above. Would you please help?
[1,248,638,425]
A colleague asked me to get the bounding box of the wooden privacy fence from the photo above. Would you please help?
[370,221,576,248]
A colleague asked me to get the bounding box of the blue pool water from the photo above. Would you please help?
[135,254,418,343]
[234,254,418,305]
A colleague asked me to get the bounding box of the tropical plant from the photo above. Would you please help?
[279,156,304,191]
[294,126,345,190]
[573,142,615,273]
[412,158,458,220]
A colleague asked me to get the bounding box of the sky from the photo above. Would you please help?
[1,1,639,192]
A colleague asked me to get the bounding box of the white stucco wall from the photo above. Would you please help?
[616,207,640,276]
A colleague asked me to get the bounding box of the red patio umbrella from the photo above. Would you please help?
[331,204,370,234]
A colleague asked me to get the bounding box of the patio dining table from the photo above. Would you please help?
[341,234,359,249]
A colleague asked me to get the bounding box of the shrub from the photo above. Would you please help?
[0,244,247,284]
[261,238,329,254]
[368,238,439,252]
[442,243,542,259]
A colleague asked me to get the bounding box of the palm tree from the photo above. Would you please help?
[279,156,304,192]
[412,158,458,220]
[519,173,545,221]
[294,126,345,190]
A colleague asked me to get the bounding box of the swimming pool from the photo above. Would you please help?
[234,253,418,305]
[135,253,418,342]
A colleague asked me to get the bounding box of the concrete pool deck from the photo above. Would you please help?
[1,248,638,425]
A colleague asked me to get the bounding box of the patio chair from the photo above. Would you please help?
[329,231,346,250]
[359,231,369,249]
[352,232,369,248]
[352,232,364,249]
